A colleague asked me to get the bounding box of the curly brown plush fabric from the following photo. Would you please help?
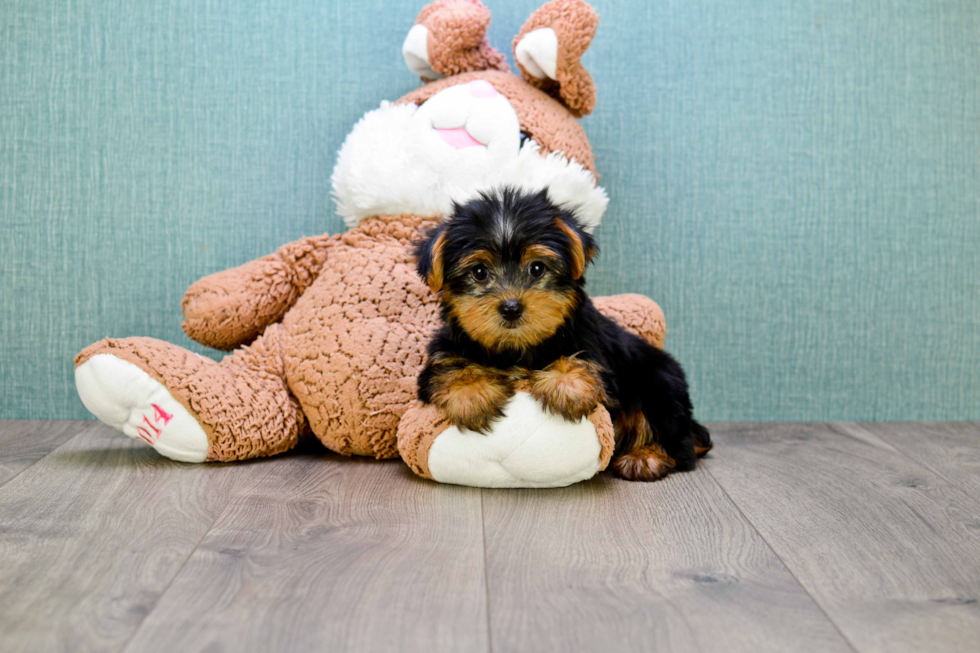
[415,0,509,79]
[399,69,597,176]
[513,0,599,117]
[589,400,615,472]
[592,293,667,349]
[397,401,449,479]
[281,214,443,457]
[182,234,338,351]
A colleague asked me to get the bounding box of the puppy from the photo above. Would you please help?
[414,187,711,481]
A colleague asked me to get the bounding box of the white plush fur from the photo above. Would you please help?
[331,85,608,231]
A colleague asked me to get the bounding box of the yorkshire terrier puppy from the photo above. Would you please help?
[414,187,711,481]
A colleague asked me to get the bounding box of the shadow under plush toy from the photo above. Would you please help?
[74,0,668,488]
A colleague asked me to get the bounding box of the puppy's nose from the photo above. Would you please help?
[498,300,524,322]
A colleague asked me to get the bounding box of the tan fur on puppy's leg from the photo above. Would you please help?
[529,356,606,422]
[613,444,676,482]
[429,363,515,433]
[612,408,676,481]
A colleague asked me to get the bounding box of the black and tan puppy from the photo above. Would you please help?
[414,187,711,481]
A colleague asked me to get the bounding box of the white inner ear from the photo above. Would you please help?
[515,28,558,80]
[402,24,444,80]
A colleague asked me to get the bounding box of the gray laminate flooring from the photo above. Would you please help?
[1,420,978,653]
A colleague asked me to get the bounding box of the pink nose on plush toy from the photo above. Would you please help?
[468,79,497,98]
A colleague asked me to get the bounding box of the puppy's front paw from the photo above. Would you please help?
[613,445,676,482]
[431,365,515,434]
[530,357,606,422]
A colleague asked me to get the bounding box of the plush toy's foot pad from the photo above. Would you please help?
[75,354,209,463]
[398,392,615,489]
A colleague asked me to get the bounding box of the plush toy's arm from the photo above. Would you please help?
[592,293,666,349]
[181,234,336,351]
[397,391,616,487]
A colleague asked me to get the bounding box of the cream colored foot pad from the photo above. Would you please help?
[75,354,208,463]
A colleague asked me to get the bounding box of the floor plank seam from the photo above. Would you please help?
[480,490,494,653]
[114,496,231,653]
[701,460,862,653]
[0,422,99,493]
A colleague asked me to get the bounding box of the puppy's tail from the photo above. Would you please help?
[692,421,712,457]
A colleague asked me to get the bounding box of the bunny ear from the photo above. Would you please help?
[402,0,509,82]
[512,0,598,117]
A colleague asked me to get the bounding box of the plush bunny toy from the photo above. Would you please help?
[74,0,666,488]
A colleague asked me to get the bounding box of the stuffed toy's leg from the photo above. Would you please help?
[397,293,665,487]
[398,390,615,489]
[75,325,305,462]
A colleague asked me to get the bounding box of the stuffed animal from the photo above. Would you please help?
[74,0,667,488]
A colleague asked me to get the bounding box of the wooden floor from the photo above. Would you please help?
[1,421,978,653]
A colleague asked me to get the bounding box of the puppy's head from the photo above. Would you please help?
[415,187,596,353]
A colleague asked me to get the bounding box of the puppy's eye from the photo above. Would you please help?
[471,264,489,282]
[528,261,546,279]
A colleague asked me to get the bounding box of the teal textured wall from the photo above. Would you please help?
[1,0,978,421]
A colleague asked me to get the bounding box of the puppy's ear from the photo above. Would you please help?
[415,225,448,291]
[554,216,596,280]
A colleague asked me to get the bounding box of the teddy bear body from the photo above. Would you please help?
[282,215,440,457]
